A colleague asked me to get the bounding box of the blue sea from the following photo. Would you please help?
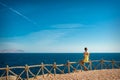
[0,53,120,67]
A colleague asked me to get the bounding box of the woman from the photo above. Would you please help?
[81,47,89,71]
[83,47,89,63]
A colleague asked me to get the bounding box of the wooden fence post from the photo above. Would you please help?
[25,64,29,80]
[6,65,9,80]
[53,62,57,76]
[100,59,104,69]
[67,60,70,73]
[89,61,92,70]
[41,62,44,78]
[111,59,115,69]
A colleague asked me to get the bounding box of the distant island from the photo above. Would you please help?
[0,49,24,53]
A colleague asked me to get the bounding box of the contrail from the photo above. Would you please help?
[0,2,37,26]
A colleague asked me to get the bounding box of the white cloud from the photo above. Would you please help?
[0,42,24,50]
[51,24,84,29]
[0,23,119,53]
[0,29,70,52]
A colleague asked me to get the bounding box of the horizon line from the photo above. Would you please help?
[0,52,120,53]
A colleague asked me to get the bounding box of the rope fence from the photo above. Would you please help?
[0,59,120,80]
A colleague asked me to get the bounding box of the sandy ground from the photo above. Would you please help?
[0,69,120,80]
[30,69,120,80]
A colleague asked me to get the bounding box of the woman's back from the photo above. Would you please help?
[83,52,89,62]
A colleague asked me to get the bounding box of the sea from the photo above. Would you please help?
[0,53,120,67]
[0,53,120,77]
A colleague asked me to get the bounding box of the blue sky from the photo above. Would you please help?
[0,0,120,52]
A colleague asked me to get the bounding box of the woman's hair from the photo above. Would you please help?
[84,47,88,51]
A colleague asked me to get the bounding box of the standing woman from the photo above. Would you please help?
[83,47,89,63]
[81,47,90,71]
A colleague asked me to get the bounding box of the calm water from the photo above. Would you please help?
[0,53,120,67]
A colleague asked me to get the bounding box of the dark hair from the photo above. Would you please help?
[84,47,88,51]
